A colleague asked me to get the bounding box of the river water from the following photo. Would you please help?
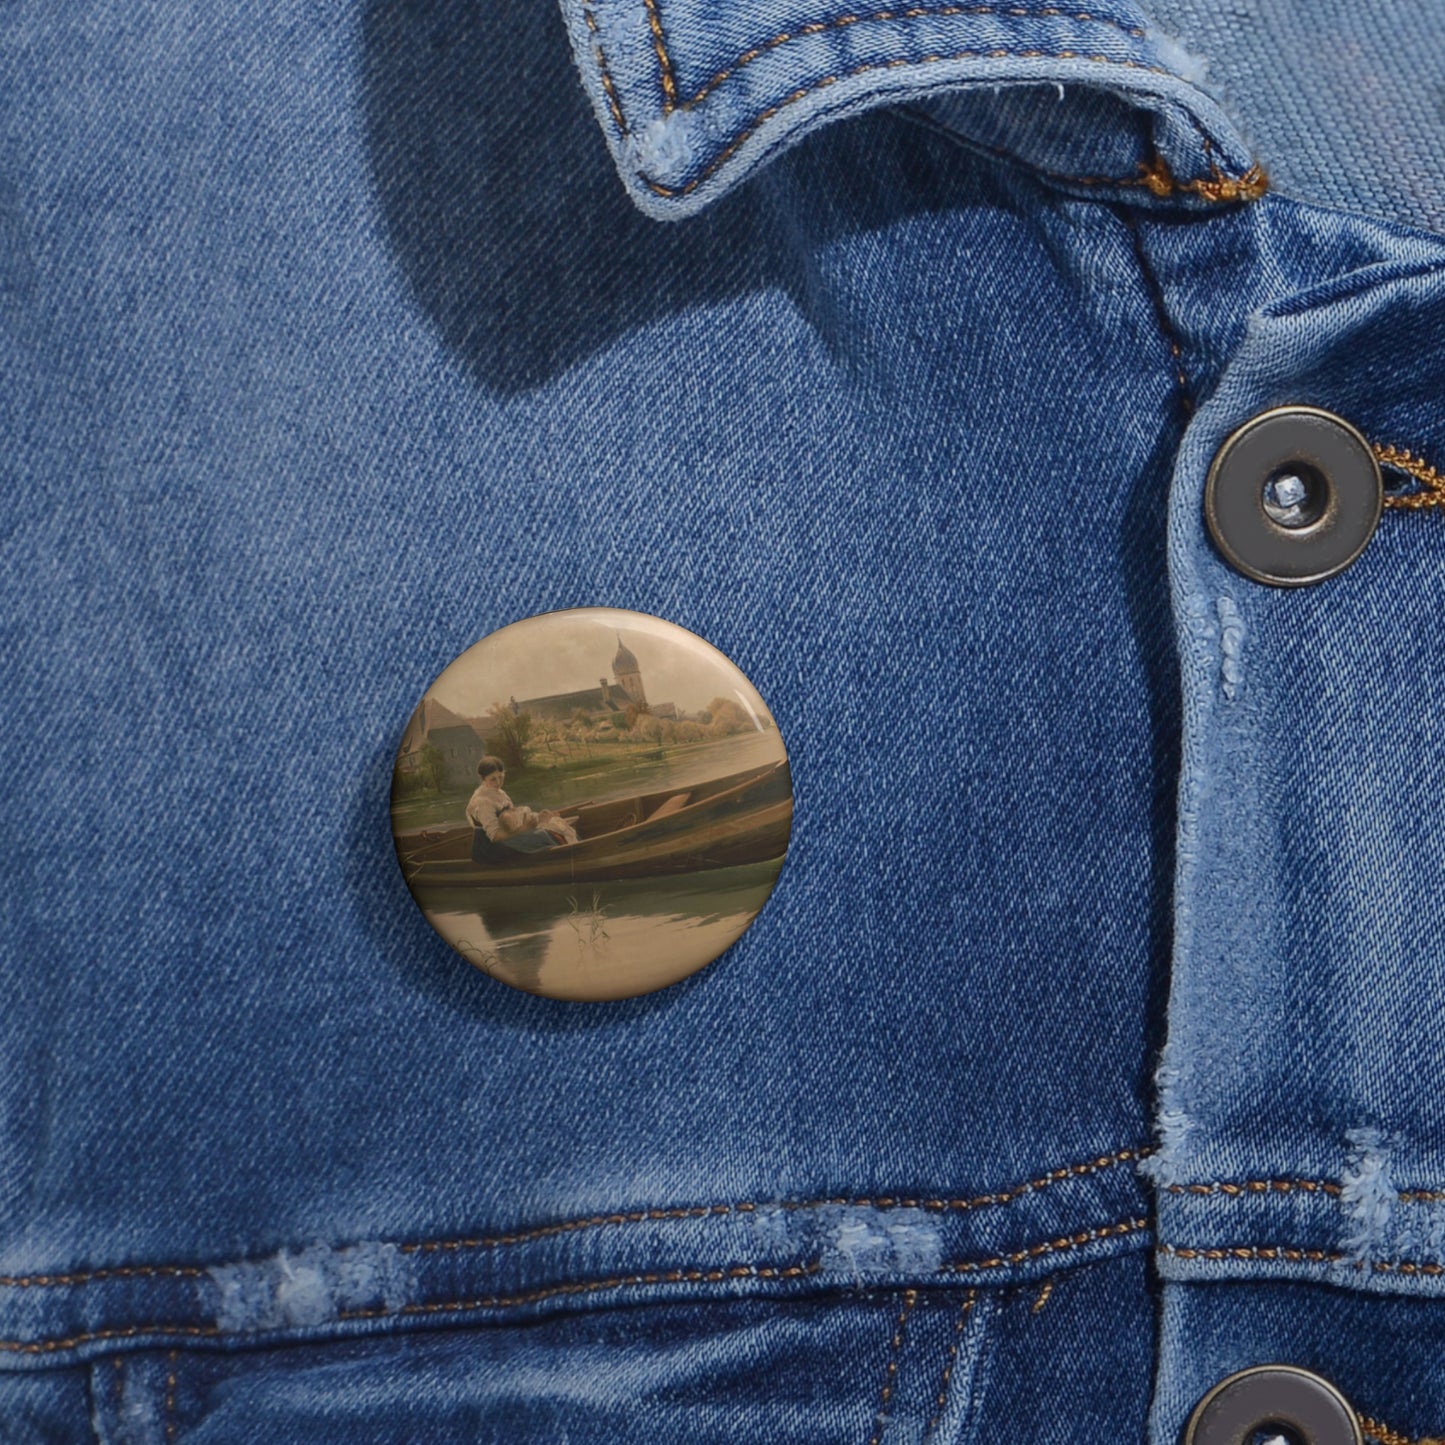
[421,859,783,1002]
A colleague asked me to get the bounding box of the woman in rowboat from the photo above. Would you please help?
[466,756,579,864]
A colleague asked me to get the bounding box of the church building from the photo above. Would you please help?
[507,636,675,723]
[396,635,677,787]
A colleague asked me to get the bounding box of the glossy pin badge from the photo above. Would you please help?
[391,608,792,1001]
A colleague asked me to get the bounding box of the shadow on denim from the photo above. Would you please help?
[344,733,703,1031]
[359,0,984,394]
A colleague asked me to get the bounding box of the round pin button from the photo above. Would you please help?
[1183,1365,1363,1445]
[1204,406,1382,586]
[390,608,791,1001]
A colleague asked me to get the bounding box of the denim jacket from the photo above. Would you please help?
[4,0,1445,1441]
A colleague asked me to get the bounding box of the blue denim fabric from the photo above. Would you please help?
[3,0,1445,1441]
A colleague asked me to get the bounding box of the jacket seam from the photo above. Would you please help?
[1166,1177,1343,1197]
[163,1349,178,1442]
[640,4,1150,117]
[0,1146,1151,1290]
[583,6,629,132]
[0,1218,1148,1356]
[895,106,1265,203]
[939,1217,1148,1273]
[636,50,1196,200]
[1157,1242,1445,1276]
[1165,1176,1445,1202]
[923,1290,978,1437]
[866,1288,919,1445]
[583,6,1264,202]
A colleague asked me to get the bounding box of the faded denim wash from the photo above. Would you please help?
[3,0,1445,1441]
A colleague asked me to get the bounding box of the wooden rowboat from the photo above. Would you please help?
[395,761,791,887]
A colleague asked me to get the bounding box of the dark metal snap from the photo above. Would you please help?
[1204,406,1382,586]
[1183,1365,1363,1445]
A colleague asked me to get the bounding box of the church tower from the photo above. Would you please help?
[612,635,647,707]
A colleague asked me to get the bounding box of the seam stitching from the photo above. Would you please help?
[1158,1242,1445,1275]
[867,1288,919,1445]
[960,132,1259,199]
[1166,1178,1343,1198]
[0,1146,1148,1294]
[924,1290,977,1440]
[634,50,1266,200]
[0,1215,1149,1355]
[894,104,1266,201]
[399,1146,1151,1259]
[642,0,677,106]
[667,6,1150,114]
[0,1263,207,1289]
[1166,1177,1445,1203]
[583,7,628,132]
[940,1217,1148,1273]
[163,1349,178,1442]
[1374,443,1445,510]
[1360,1413,1445,1445]
[581,5,1266,203]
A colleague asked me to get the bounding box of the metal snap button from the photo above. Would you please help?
[1183,1365,1363,1445]
[391,608,791,1002]
[1204,406,1382,586]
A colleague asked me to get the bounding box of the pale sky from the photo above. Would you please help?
[428,609,773,724]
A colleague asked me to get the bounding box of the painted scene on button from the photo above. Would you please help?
[391,608,791,1001]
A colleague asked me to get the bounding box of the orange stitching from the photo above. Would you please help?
[1165,1178,1343,1198]
[1375,1259,1445,1277]
[400,1146,1151,1257]
[642,0,677,107]
[1160,1242,1345,1264]
[1018,151,1231,196]
[676,6,1149,112]
[0,1211,1148,1356]
[0,1266,823,1354]
[0,1263,207,1288]
[0,1147,1150,1293]
[868,1288,919,1445]
[0,1324,223,1357]
[1030,1277,1055,1313]
[640,52,1264,199]
[1159,1242,1445,1276]
[924,1291,977,1438]
[1136,151,1268,203]
[1360,1414,1445,1445]
[583,7,628,133]
[1164,1177,1445,1202]
[584,3,1266,204]
[645,51,1164,198]
[164,1349,178,1442]
[941,1217,1149,1273]
[914,117,1236,195]
[1363,1418,1414,1445]
[1374,444,1445,510]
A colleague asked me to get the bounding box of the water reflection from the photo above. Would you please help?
[420,861,781,1001]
